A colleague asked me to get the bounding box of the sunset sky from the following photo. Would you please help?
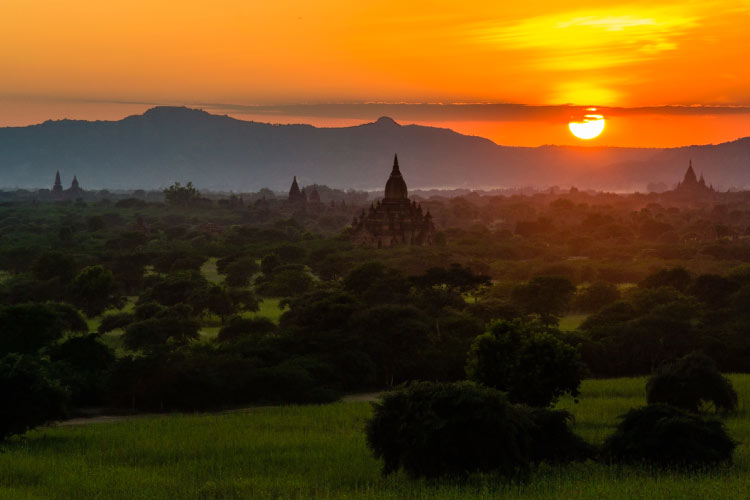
[2,0,750,146]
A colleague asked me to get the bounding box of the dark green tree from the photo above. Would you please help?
[31,252,77,283]
[466,319,586,407]
[366,381,534,479]
[48,333,115,406]
[163,181,200,207]
[602,404,736,468]
[640,267,692,292]
[511,276,575,326]
[646,352,738,412]
[0,354,68,440]
[573,281,620,313]
[354,305,431,386]
[0,303,86,355]
[70,265,122,317]
[217,316,278,343]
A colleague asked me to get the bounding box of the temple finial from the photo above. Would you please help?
[393,154,399,171]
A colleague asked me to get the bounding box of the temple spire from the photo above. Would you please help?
[393,154,400,172]
[683,159,698,185]
[52,170,63,193]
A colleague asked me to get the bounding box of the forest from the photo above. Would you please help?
[1,183,749,492]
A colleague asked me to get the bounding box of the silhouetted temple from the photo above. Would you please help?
[308,186,321,204]
[52,171,63,194]
[351,155,434,247]
[50,172,85,198]
[287,176,307,205]
[673,160,715,198]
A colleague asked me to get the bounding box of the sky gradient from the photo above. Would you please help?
[2,0,750,146]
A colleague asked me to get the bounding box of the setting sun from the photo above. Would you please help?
[568,111,605,140]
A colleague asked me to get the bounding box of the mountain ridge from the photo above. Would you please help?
[1,106,749,191]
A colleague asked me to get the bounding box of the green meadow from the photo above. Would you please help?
[1,375,748,500]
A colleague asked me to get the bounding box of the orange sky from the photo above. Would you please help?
[2,0,750,146]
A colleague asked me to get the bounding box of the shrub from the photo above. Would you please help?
[602,404,736,468]
[466,319,586,407]
[646,352,738,413]
[521,407,595,464]
[366,381,533,479]
[0,354,68,440]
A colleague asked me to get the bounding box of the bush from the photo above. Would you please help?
[522,407,595,464]
[646,352,738,413]
[0,354,68,440]
[602,404,736,468]
[466,319,586,407]
[365,381,533,479]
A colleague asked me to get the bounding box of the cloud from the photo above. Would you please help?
[195,101,750,124]
[466,5,699,71]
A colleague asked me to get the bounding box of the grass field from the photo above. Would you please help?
[558,314,588,331]
[0,376,748,499]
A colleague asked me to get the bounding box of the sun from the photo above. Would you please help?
[568,110,605,140]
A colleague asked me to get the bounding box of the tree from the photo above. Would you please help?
[511,275,575,326]
[70,265,122,317]
[411,263,490,293]
[256,268,313,297]
[163,181,200,207]
[140,271,209,308]
[354,305,431,386]
[121,305,200,351]
[223,257,260,287]
[0,354,68,440]
[366,382,534,479]
[646,352,738,413]
[201,285,237,321]
[344,262,409,305]
[48,333,115,406]
[573,281,620,313]
[98,312,135,333]
[260,253,281,276]
[640,267,692,292]
[689,274,739,309]
[602,404,736,468]
[0,303,86,355]
[217,316,277,343]
[466,319,586,407]
[31,251,76,283]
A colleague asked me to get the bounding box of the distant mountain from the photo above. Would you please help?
[1,106,749,192]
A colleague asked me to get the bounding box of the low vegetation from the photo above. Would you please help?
[0,376,747,499]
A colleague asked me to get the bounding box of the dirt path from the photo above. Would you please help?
[57,392,383,427]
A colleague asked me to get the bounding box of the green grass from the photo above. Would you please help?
[0,375,748,499]
[201,257,224,284]
[558,314,588,331]
[248,297,287,323]
[199,298,288,338]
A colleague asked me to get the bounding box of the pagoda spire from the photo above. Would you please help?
[393,154,400,172]
[52,170,63,193]
[683,159,698,185]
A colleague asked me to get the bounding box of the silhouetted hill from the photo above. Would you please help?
[1,106,749,191]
